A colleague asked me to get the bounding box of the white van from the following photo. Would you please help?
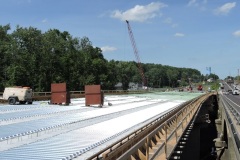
[232,89,240,95]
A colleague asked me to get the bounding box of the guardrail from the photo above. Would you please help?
[0,90,151,102]
[221,96,240,125]
[220,95,240,157]
[0,90,150,96]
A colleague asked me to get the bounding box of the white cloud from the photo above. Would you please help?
[214,2,236,15]
[41,19,48,23]
[163,18,172,24]
[188,0,206,6]
[233,30,240,37]
[171,24,178,28]
[101,46,117,53]
[174,33,185,37]
[111,2,167,22]
[188,0,198,7]
[187,0,208,11]
[163,17,178,28]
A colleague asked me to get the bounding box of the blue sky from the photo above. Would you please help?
[0,0,239,79]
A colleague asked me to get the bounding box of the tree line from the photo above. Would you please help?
[0,24,212,92]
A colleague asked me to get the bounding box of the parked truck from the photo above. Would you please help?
[0,87,33,105]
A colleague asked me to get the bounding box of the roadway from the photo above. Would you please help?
[217,81,240,160]
[221,81,240,112]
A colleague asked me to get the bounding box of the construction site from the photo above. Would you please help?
[1,20,234,160]
[0,84,208,160]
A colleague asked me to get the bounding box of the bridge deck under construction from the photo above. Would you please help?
[0,92,203,160]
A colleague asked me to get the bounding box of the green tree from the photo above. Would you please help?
[0,24,12,90]
[7,26,43,89]
[0,24,208,92]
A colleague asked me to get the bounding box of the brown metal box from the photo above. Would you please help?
[51,92,70,105]
[85,85,101,94]
[50,83,70,105]
[51,83,67,93]
[85,85,104,106]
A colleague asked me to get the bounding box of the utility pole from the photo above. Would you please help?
[238,69,240,84]
[206,67,212,75]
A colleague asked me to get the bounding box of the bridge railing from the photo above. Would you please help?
[220,95,240,157]
[31,90,149,96]
[221,95,240,125]
[0,90,151,102]
[225,102,240,125]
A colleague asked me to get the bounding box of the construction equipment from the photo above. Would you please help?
[198,85,203,91]
[126,20,147,88]
[1,86,33,105]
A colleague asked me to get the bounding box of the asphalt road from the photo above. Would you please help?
[221,81,240,112]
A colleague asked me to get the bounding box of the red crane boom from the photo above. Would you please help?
[126,20,146,87]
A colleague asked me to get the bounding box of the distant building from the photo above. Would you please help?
[129,82,142,90]
[207,78,213,82]
[115,82,123,90]
[114,82,142,90]
[226,78,233,84]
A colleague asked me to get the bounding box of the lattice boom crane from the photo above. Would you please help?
[126,20,146,87]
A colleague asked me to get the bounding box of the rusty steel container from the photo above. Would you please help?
[85,85,104,106]
[51,83,67,93]
[50,83,70,105]
[51,92,70,105]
